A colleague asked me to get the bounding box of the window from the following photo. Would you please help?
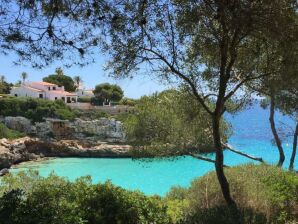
[67,97,71,103]
[48,87,51,91]
[39,94,43,98]
[53,87,56,90]
[55,97,58,100]
[62,97,65,102]
[14,94,18,97]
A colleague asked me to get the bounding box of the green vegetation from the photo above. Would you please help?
[119,97,137,106]
[0,164,296,224]
[119,90,231,155]
[0,97,76,122]
[0,172,170,224]
[74,109,108,120]
[43,67,76,92]
[0,123,25,139]
[93,83,124,105]
[77,96,92,103]
[165,164,298,224]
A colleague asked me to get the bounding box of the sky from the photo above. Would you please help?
[0,53,167,99]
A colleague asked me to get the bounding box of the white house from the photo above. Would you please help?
[76,88,94,98]
[10,81,77,103]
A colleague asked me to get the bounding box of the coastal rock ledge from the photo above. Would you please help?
[0,137,132,175]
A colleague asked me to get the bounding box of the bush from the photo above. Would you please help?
[166,164,298,224]
[0,123,26,139]
[0,172,170,224]
[0,98,76,122]
[120,89,231,154]
[77,96,92,103]
[119,97,137,106]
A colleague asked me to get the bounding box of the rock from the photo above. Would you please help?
[1,116,126,142]
[0,137,132,171]
[0,168,9,176]
[4,116,32,133]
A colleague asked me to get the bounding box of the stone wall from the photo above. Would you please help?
[0,116,126,142]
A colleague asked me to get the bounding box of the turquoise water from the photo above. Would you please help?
[11,104,297,196]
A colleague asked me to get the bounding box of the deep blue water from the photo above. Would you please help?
[11,104,297,196]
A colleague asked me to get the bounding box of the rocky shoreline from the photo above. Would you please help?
[0,137,132,176]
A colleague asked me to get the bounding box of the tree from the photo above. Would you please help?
[93,83,124,105]
[43,68,76,92]
[0,75,5,83]
[55,67,64,76]
[0,0,295,211]
[246,11,298,167]
[0,75,13,94]
[0,1,109,68]
[100,0,296,210]
[123,89,232,159]
[21,72,28,84]
[73,76,83,89]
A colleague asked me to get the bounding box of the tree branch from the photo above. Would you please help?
[222,143,264,163]
[143,47,214,115]
[224,72,272,102]
[189,153,229,167]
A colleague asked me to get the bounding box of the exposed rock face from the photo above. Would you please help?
[4,117,32,133]
[1,117,126,142]
[0,137,132,173]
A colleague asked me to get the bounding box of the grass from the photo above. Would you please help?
[0,123,26,139]
[166,164,298,223]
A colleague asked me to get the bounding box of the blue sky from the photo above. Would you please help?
[0,53,167,99]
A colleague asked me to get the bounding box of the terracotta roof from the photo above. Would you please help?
[31,81,57,86]
[51,90,77,96]
[24,86,44,92]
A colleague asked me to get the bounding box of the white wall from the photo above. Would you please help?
[10,86,43,98]
[76,89,94,97]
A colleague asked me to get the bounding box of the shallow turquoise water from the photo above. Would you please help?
[11,104,297,196]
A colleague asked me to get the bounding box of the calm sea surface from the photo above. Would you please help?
[11,104,297,196]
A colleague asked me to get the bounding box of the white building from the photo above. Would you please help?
[10,81,77,103]
[76,87,94,98]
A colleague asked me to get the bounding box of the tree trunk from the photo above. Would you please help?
[289,123,298,171]
[269,96,285,167]
[212,115,236,207]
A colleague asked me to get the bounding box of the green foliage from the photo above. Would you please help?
[0,172,170,224]
[166,164,298,224]
[0,123,26,139]
[93,83,124,104]
[0,81,13,94]
[119,97,137,106]
[77,96,92,103]
[0,98,76,122]
[43,68,76,92]
[74,109,108,120]
[121,89,231,154]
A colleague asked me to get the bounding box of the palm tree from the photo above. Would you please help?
[0,75,5,83]
[21,72,28,84]
[55,67,64,76]
[73,76,83,88]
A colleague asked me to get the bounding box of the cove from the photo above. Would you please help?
[11,104,297,196]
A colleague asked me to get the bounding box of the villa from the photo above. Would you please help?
[76,88,95,98]
[10,81,78,103]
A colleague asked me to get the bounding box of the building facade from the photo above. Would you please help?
[10,81,77,103]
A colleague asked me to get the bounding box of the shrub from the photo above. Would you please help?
[0,172,170,224]
[120,89,231,154]
[77,97,92,103]
[166,164,298,224]
[119,97,137,106]
[0,98,76,122]
[0,123,26,139]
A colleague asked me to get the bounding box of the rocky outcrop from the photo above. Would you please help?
[0,137,132,175]
[1,117,126,142]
